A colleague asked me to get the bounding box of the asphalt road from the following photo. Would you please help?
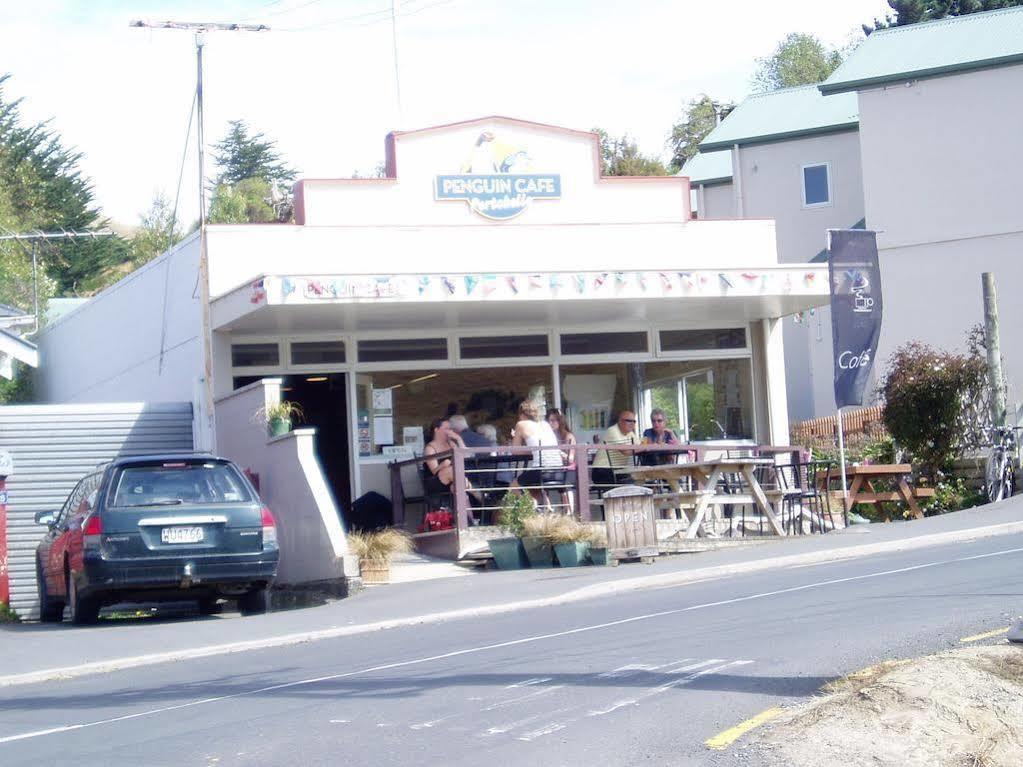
[2,533,1022,766]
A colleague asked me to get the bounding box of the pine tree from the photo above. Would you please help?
[0,74,128,296]
[212,120,296,185]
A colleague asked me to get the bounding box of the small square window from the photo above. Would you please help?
[802,164,830,207]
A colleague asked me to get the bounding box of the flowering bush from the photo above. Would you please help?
[879,338,987,477]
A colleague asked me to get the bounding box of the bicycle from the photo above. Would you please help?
[985,426,1020,503]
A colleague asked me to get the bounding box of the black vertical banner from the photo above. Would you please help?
[828,229,883,408]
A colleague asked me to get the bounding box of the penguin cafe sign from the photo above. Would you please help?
[435,131,561,220]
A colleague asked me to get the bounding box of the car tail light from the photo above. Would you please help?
[83,514,102,547]
[261,507,277,549]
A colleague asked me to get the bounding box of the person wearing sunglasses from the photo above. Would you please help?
[591,410,639,486]
[640,408,679,466]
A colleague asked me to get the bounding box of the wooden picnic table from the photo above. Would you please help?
[815,463,935,520]
[622,458,786,539]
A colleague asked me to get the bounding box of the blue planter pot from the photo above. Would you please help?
[489,538,530,570]
[554,541,590,567]
[521,536,554,568]
[588,547,609,566]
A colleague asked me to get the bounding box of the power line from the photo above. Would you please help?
[129,19,270,453]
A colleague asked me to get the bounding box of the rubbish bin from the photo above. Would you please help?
[603,484,659,565]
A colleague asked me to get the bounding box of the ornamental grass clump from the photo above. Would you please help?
[521,513,585,543]
[347,528,413,563]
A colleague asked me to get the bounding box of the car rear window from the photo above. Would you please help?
[109,462,255,508]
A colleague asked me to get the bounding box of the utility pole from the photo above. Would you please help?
[129,20,269,453]
[390,0,403,127]
[982,272,1006,428]
[0,229,115,335]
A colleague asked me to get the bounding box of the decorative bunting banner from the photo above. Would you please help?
[464,275,478,295]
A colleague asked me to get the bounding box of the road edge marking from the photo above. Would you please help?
[705,706,784,750]
[3,521,1023,688]
[959,626,1009,643]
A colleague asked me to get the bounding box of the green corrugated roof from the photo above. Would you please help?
[821,6,1023,95]
[699,85,858,152]
[679,150,732,185]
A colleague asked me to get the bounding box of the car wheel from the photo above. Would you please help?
[198,597,223,616]
[238,587,270,616]
[67,570,100,626]
[37,559,65,623]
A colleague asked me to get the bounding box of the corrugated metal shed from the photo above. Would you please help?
[700,85,859,152]
[680,150,733,186]
[0,402,193,619]
[822,6,1023,95]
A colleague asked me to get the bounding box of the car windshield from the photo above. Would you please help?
[110,462,254,507]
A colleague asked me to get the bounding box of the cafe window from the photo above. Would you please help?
[291,340,346,365]
[356,367,553,457]
[357,337,448,363]
[802,163,831,207]
[559,331,648,356]
[459,334,549,360]
[659,328,747,352]
[231,343,279,367]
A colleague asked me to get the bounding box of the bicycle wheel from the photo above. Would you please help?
[986,450,1008,503]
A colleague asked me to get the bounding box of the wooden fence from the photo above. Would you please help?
[791,405,885,440]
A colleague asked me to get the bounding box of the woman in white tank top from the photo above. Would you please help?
[511,399,565,510]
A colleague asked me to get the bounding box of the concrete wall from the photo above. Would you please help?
[35,235,203,405]
[699,182,735,218]
[858,65,1023,419]
[858,64,1023,252]
[214,379,356,585]
[877,234,1023,419]
[736,130,864,263]
[725,131,864,420]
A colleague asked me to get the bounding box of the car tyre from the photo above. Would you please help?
[198,597,223,616]
[238,587,270,616]
[37,559,65,623]
[67,570,100,626]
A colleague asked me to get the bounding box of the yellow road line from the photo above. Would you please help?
[959,626,1009,643]
[705,707,784,751]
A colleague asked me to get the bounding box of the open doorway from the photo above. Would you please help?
[281,373,351,514]
[641,369,719,441]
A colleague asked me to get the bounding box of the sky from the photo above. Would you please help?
[1,0,893,228]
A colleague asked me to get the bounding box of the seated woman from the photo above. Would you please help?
[640,408,680,466]
[423,418,480,523]
[510,399,564,510]
[546,408,577,512]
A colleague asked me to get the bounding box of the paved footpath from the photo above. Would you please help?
[2,499,1022,686]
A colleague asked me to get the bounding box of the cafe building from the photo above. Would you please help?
[36,116,829,532]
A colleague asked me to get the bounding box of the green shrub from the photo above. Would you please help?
[926,477,986,514]
[879,337,987,477]
[0,602,20,623]
[498,491,536,537]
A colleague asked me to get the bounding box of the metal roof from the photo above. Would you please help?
[679,150,733,186]
[700,85,859,152]
[821,6,1023,95]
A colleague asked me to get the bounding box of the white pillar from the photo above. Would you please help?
[761,317,790,444]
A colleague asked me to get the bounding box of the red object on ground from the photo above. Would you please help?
[419,509,453,533]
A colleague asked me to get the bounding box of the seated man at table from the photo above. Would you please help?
[591,410,639,487]
[640,408,679,466]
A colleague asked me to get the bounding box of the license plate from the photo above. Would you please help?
[161,526,204,544]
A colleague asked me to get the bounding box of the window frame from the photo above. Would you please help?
[801,162,832,209]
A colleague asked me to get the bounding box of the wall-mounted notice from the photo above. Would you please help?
[371,388,393,415]
[373,416,394,445]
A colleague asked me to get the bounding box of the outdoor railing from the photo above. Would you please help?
[387,441,810,538]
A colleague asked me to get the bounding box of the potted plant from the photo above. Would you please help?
[347,528,413,584]
[520,513,561,568]
[256,400,304,438]
[586,526,609,566]
[548,516,592,568]
[489,492,534,570]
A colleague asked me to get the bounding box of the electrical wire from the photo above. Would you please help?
[159,88,198,375]
[274,0,457,32]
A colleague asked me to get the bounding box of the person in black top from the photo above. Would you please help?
[640,408,679,465]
